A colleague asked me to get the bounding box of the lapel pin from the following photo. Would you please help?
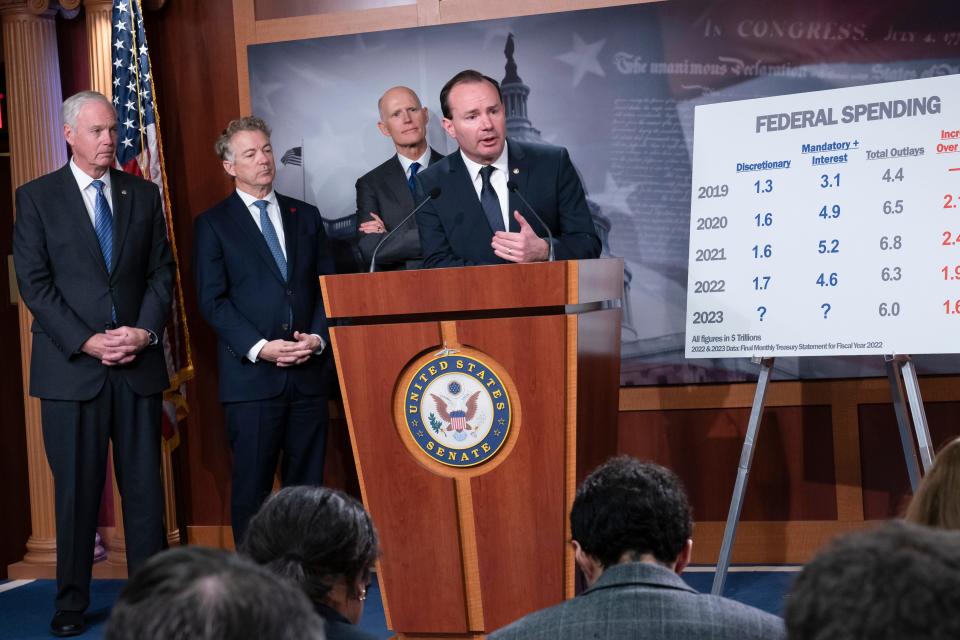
[512,168,519,175]
[121,189,128,195]
[290,207,297,213]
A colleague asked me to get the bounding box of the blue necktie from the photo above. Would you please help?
[92,179,117,323]
[479,165,505,232]
[92,179,113,271]
[254,199,287,280]
[407,161,421,194]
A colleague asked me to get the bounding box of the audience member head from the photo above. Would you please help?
[784,520,960,640]
[377,86,429,159]
[905,436,960,530]
[214,116,275,195]
[439,69,505,165]
[242,486,380,624]
[570,456,694,585]
[105,546,325,640]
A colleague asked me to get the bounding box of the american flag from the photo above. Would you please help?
[112,0,193,448]
[280,146,303,166]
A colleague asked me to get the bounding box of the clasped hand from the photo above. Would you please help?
[82,326,151,366]
[258,331,322,367]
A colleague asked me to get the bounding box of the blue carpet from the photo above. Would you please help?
[0,570,791,638]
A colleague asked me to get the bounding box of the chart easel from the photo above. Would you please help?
[710,354,935,596]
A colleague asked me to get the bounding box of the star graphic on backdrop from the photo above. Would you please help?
[588,173,638,214]
[338,34,387,61]
[113,39,125,51]
[556,34,606,87]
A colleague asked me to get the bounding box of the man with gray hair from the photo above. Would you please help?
[13,90,174,637]
[193,116,334,546]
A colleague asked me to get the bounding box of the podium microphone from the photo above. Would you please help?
[507,181,554,262]
[369,187,441,273]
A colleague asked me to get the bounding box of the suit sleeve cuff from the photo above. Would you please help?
[246,339,267,363]
[311,334,326,354]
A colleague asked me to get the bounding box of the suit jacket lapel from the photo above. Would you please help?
[110,169,133,274]
[227,191,286,283]
[507,139,527,233]
[386,155,415,211]
[276,193,297,282]
[58,165,110,276]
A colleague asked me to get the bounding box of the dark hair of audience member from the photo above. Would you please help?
[905,436,960,530]
[242,486,380,609]
[784,520,960,640]
[570,456,693,568]
[105,546,324,640]
[439,69,503,119]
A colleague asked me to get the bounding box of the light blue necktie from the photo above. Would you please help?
[91,179,117,323]
[254,199,287,280]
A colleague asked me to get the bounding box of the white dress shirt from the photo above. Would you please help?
[235,188,286,259]
[460,142,510,231]
[398,147,433,181]
[69,158,113,225]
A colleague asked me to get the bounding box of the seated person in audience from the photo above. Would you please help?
[490,456,785,640]
[785,520,960,639]
[105,546,325,640]
[242,486,380,640]
[905,435,960,529]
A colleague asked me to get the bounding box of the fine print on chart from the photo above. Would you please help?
[685,73,960,359]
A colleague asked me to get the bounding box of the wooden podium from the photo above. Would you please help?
[320,258,623,638]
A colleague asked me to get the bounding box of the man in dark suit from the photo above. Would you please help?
[416,69,600,268]
[193,116,333,546]
[490,457,785,640]
[13,90,174,637]
[356,86,443,270]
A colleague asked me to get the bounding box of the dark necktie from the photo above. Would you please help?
[92,179,117,323]
[254,199,287,280]
[407,161,421,194]
[479,165,505,232]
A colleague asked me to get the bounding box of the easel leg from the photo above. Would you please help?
[900,358,935,473]
[884,357,922,492]
[711,357,774,596]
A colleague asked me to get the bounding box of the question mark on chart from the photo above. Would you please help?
[821,303,831,319]
[757,306,767,321]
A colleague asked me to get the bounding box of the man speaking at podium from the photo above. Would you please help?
[415,69,600,267]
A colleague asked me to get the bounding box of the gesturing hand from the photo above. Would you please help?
[491,211,549,263]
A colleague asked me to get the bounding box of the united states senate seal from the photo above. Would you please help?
[400,353,512,468]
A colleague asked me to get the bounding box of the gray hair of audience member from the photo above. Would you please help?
[241,486,380,606]
[62,91,113,129]
[784,520,960,640]
[214,116,272,162]
[105,546,325,640]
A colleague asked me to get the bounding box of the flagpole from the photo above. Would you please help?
[301,137,306,201]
